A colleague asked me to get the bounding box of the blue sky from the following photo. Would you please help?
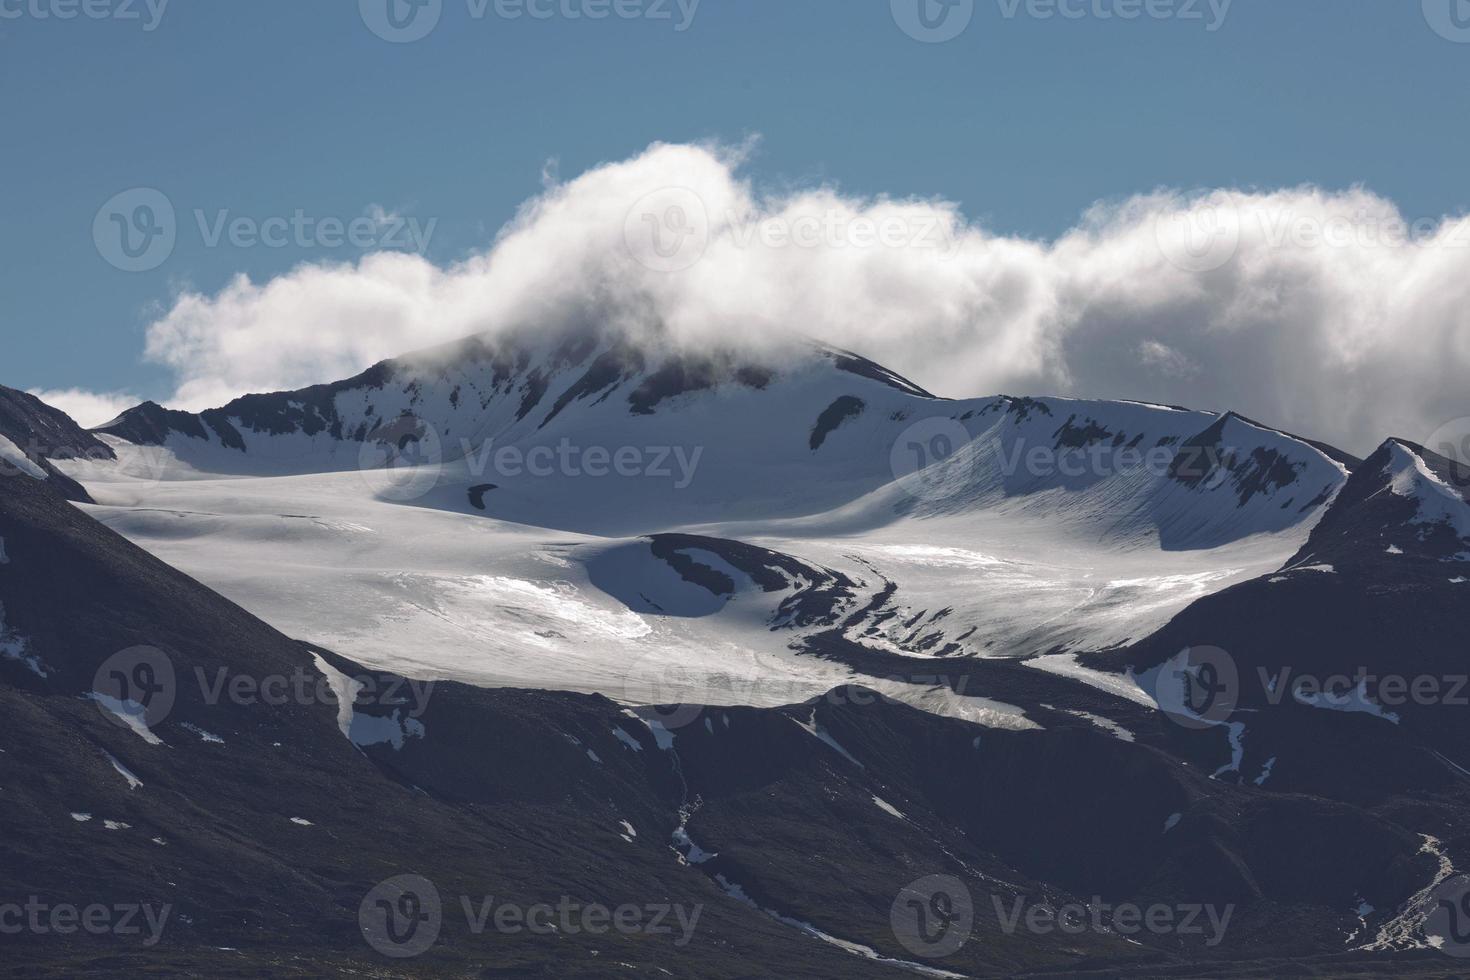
[4,0,1469,413]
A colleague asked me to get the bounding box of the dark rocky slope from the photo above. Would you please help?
[0,384,114,502]
[0,437,1462,976]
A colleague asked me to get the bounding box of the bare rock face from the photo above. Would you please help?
[0,385,115,502]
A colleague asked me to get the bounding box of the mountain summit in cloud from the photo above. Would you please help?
[82,142,1470,457]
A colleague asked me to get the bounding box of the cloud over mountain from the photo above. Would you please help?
[136,141,1470,455]
[26,388,141,430]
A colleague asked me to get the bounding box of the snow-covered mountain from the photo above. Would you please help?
[1291,438,1470,568]
[1090,438,1470,764]
[8,345,1470,974]
[93,329,1349,545]
[4,407,1466,976]
[59,330,1359,711]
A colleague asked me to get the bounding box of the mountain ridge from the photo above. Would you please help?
[75,331,1354,553]
[0,383,115,503]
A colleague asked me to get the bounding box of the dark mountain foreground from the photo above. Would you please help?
[4,383,1470,977]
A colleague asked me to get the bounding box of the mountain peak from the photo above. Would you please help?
[0,385,114,502]
[86,331,935,469]
[1287,438,1470,569]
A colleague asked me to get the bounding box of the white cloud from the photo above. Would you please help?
[27,389,141,429]
[1137,341,1200,380]
[137,141,1470,456]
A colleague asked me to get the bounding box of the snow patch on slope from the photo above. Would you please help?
[104,751,143,790]
[1385,443,1470,553]
[1363,835,1457,952]
[86,693,163,746]
[311,653,426,750]
[0,602,46,678]
[0,434,46,480]
[1024,654,1157,708]
[1294,679,1401,725]
[712,872,966,978]
[1049,706,1136,742]
[180,722,225,744]
[792,709,864,768]
[872,796,907,820]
